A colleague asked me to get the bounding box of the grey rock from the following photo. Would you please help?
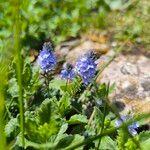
[121,62,140,75]
[141,76,150,91]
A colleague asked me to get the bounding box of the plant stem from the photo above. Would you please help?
[13,0,25,148]
[65,127,116,150]
[96,100,107,149]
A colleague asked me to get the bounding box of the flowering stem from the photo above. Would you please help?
[65,79,69,91]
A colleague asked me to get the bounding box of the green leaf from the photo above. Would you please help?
[37,98,58,125]
[58,123,68,136]
[49,78,66,93]
[59,94,71,116]
[22,63,32,87]
[38,122,58,142]
[68,114,87,125]
[60,77,81,96]
[7,78,18,97]
[109,83,116,94]
[98,83,109,98]
[139,131,150,150]
[25,112,59,143]
[97,136,117,150]
[25,118,39,142]
[54,123,68,142]
[5,118,18,137]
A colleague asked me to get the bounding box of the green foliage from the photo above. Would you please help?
[0,0,132,51]
[37,98,58,124]
[68,114,88,125]
[5,118,18,137]
[55,134,84,150]
[125,138,139,150]
[25,98,60,143]
[7,78,18,98]
[58,93,71,117]
[98,136,117,150]
[117,128,129,150]
[139,131,150,150]
[22,62,32,87]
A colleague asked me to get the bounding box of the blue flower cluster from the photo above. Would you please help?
[38,44,97,84]
[38,42,57,72]
[60,64,75,81]
[74,53,97,84]
[115,115,139,136]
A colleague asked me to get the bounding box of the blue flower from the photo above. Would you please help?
[74,53,97,84]
[115,115,139,136]
[38,42,57,72]
[128,122,139,136]
[60,64,75,80]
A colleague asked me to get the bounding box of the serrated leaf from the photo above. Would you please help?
[22,63,32,87]
[57,123,68,136]
[37,98,58,125]
[38,122,58,142]
[5,118,18,137]
[49,78,66,92]
[7,78,18,97]
[54,123,68,142]
[97,136,117,150]
[139,131,150,141]
[139,131,150,150]
[25,117,59,143]
[25,118,39,142]
[68,114,87,125]
[59,94,71,116]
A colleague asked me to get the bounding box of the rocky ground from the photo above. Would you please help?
[55,34,150,123]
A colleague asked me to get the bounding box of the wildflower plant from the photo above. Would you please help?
[2,42,150,150]
[74,52,97,84]
[37,42,57,72]
[115,115,139,136]
[60,63,75,81]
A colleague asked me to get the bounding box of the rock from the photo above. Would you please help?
[55,39,82,59]
[56,40,109,65]
[120,62,140,75]
[96,53,150,120]
[141,76,150,91]
[66,40,109,64]
[119,76,138,96]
